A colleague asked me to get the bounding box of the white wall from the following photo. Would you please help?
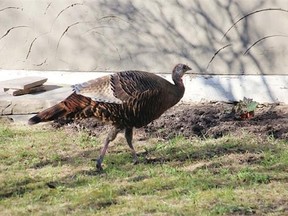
[0,0,288,74]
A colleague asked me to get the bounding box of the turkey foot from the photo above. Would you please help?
[96,158,104,171]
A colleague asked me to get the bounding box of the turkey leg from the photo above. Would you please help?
[96,127,122,171]
[125,127,138,164]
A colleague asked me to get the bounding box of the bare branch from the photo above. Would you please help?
[222,8,288,41]
[34,58,47,66]
[0,6,22,12]
[26,37,37,59]
[99,15,131,25]
[44,3,52,15]
[56,3,83,20]
[0,26,29,40]
[26,33,49,59]
[243,35,288,55]
[83,25,115,34]
[206,44,232,70]
[56,22,80,50]
[90,31,121,61]
[50,3,84,37]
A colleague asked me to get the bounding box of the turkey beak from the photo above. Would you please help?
[185,66,192,73]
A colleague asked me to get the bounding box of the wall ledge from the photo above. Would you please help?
[0,70,287,104]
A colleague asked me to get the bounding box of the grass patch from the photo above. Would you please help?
[1,123,288,215]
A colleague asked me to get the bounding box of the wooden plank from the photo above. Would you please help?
[0,77,47,90]
[5,85,46,96]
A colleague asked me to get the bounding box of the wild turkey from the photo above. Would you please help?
[28,63,191,170]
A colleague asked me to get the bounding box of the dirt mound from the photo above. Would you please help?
[144,102,288,140]
[54,102,288,141]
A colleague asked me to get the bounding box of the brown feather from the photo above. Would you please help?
[28,92,92,125]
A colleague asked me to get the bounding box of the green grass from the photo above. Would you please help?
[1,123,288,215]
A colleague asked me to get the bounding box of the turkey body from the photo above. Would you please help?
[28,64,191,170]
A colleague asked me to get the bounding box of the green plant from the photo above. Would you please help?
[233,97,258,120]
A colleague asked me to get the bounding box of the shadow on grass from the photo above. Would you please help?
[29,134,282,171]
[1,135,285,200]
[31,148,97,169]
[140,137,278,164]
[0,177,45,199]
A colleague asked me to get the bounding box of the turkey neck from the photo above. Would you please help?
[167,77,185,107]
[173,71,185,94]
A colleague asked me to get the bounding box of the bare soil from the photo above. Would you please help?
[145,102,288,140]
[54,102,288,141]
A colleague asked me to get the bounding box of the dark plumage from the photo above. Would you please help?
[28,63,191,170]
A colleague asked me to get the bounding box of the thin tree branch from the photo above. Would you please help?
[206,44,232,70]
[44,3,52,15]
[56,3,83,20]
[26,37,37,59]
[99,15,131,25]
[56,22,80,50]
[0,26,29,40]
[222,8,288,41]
[243,35,288,55]
[89,31,122,60]
[34,58,47,66]
[0,7,22,12]
[26,33,49,59]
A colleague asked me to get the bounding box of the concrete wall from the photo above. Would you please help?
[0,0,288,74]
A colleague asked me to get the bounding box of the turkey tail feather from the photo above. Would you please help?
[28,92,92,125]
[28,103,68,125]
